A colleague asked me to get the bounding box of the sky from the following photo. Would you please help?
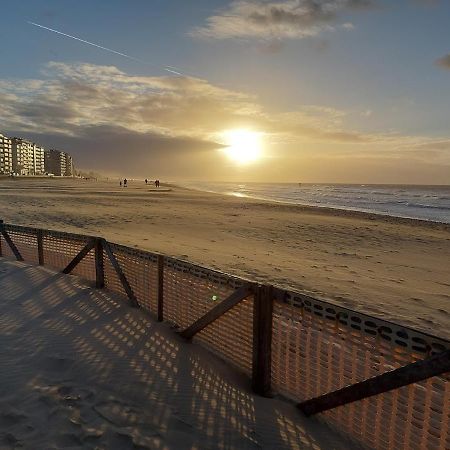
[1,0,449,183]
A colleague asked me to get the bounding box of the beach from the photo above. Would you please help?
[0,177,449,338]
[1,258,357,449]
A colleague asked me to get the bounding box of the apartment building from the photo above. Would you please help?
[1,132,75,177]
[45,149,67,176]
[65,153,74,176]
[0,133,13,175]
[11,138,45,176]
[11,138,35,175]
[33,145,45,175]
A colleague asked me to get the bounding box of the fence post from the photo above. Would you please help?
[37,229,44,265]
[157,255,164,322]
[252,284,274,397]
[0,220,23,261]
[95,238,105,289]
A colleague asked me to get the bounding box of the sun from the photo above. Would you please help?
[222,129,263,164]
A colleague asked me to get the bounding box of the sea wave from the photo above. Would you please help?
[179,182,450,224]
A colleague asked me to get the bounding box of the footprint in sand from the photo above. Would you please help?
[0,410,27,428]
[1,432,21,448]
[0,410,29,449]
[54,432,83,447]
[42,355,75,373]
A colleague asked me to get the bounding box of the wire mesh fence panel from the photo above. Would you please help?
[271,292,450,450]
[2,225,38,264]
[103,248,127,299]
[1,222,449,450]
[195,296,255,376]
[162,258,241,330]
[104,243,159,313]
[43,231,96,283]
[330,373,450,450]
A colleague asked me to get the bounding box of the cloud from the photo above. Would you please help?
[341,22,355,29]
[400,139,450,152]
[1,61,449,178]
[191,0,373,41]
[0,62,260,139]
[7,125,221,177]
[435,54,450,69]
[0,61,367,146]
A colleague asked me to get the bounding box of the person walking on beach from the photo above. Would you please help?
[145,178,148,185]
[124,178,128,187]
[119,180,122,187]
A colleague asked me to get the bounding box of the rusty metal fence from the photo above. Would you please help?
[0,221,448,450]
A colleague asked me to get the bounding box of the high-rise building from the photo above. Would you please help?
[64,153,74,176]
[44,149,67,176]
[2,132,74,177]
[11,138,35,175]
[10,138,46,176]
[33,145,45,175]
[0,133,13,175]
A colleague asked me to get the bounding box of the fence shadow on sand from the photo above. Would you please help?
[0,259,353,450]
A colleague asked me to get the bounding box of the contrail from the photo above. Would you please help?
[27,21,142,62]
[164,68,184,76]
[27,21,184,76]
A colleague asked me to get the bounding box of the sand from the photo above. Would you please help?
[0,177,449,339]
[0,258,357,449]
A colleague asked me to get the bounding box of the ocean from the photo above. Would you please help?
[179,182,450,224]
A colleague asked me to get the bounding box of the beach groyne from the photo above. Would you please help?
[0,220,448,450]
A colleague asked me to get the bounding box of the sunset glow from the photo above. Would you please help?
[1,0,449,184]
[223,129,263,164]
[0,2,449,448]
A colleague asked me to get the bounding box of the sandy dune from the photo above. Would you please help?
[0,259,356,449]
[0,177,449,338]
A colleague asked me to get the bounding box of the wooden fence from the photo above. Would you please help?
[0,220,449,450]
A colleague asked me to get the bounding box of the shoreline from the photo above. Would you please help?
[1,178,449,338]
[2,176,449,231]
[175,183,450,230]
[3,176,449,228]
